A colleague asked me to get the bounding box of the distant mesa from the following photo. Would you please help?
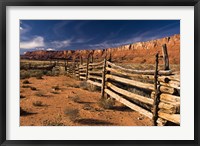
[21,34,180,64]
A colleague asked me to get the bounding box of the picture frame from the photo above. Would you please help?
[0,0,199,145]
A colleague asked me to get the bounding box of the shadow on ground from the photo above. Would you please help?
[110,106,132,112]
[76,101,94,104]
[75,118,114,126]
[20,108,37,116]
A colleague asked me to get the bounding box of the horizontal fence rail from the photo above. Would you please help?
[63,58,180,126]
[37,44,180,126]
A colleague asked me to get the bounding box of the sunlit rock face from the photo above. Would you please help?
[21,34,180,64]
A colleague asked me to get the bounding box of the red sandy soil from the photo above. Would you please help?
[20,75,152,126]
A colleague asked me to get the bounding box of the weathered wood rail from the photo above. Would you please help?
[51,44,180,126]
[62,58,180,126]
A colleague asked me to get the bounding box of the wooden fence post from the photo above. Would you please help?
[152,53,159,126]
[73,61,75,77]
[86,56,89,80]
[101,58,106,99]
[162,44,170,70]
[66,60,69,74]
[80,56,83,65]
[104,54,112,99]
[91,51,94,63]
[109,51,112,62]
[77,64,80,80]
[64,59,66,71]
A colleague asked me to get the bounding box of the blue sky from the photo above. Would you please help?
[20,20,180,54]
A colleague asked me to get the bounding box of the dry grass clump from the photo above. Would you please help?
[99,97,115,109]
[51,91,60,94]
[22,85,31,88]
[35,72,43,79]
[34,91,46,97]
[32,101,43,106]
[128,87,150,98]
[68,95,81,103]
[23,80,30,84]
[127,87,151,110]
[45,70,60,76]
[20,107,27,116]
[43,120,65,126]
[20,70,30,79]
[45,71,54,76]
[71,84,79,88]
[52,85,60,91]
[20,70,44,80]
[79,81,88,90]
[30,87,37,91]
[79,81,100,92]
[20,95,26,99]
[43,115,64,126]
[64,108,80,122]
[83,103,93,111]
[21,85,37,91]
[87,83,101,92]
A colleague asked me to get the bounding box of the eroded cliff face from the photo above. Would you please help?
[21,34,180,64]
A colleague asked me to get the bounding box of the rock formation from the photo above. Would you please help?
[21,34,180,64]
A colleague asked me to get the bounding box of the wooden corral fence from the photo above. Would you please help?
[59,44,180,126]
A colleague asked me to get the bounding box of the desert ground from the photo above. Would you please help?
[20,75,153,126]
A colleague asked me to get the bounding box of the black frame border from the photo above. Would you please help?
[0,0,199,146]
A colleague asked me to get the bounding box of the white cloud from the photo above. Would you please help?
[20,23,31,35]
[51,39,71,49]
[46,48,55,51]
[20,36,45,49]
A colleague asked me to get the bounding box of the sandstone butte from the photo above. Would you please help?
[21,34,180,64]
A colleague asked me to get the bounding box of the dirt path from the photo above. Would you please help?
[20,75,152,126]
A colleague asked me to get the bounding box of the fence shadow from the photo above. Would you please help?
[109,106,132,112]
[75,118,114,126]
[76,101,94,104]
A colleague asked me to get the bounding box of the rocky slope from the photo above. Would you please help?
[21,34,180,64]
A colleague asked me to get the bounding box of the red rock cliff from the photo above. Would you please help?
[21,34,180,64]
